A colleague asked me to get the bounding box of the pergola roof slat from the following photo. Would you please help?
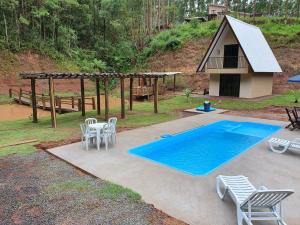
[19,72,181,80]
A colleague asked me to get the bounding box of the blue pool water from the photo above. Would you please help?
[128,120,281,176]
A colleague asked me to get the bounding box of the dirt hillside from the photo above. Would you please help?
[146,37,300,94]
[0,51,93,95]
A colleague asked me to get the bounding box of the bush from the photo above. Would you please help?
[190,19,200,29]
[208,21,218,30]
[165,38,181,50]
[289,90,300,103]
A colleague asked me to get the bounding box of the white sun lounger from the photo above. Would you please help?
[268,137,300,154]
[216,175,294,225]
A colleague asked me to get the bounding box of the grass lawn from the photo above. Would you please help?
[0,92,299,157]
[0,94,12,104]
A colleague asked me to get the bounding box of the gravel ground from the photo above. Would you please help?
[0,151,187,225]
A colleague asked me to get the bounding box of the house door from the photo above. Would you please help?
[219,74,240,97]
[223,44,239,68]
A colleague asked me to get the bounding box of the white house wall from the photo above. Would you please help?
[239,74,252,98]
[250,73,273,98]
[209,74,220,96]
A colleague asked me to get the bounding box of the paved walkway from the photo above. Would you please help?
[48,114,300,225]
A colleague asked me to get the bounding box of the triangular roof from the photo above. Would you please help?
[197,16,282,73]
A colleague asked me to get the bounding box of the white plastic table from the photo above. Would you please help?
[89,122,107,150]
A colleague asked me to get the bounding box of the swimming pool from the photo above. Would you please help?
[128,120,281,176]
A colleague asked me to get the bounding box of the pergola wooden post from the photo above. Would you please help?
[96,78,101,115]
[104,78,109,121]
[49,78,57,128]
[173,74,176,92]
[30,78,38,123]
[120,78,125,119]
[154,77,158,113]
[80,78,85,117]
[129,77,133,111]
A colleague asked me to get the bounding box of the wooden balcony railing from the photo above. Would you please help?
[207,56,248,69]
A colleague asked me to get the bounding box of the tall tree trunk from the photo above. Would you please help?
[157,0,161,31]
[236,0,240,17]
[285,0,289,23]
[161,0,165,28]
[252,0,256,21]
[166,0,169,25]
[297,0,300,17]
[224,0,229,15]
[149,0,152,35]
[3,12,9,45]
[145,0,149,35]
[15,9,21,49]
[268,0,272,16]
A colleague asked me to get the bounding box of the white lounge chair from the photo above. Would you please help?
[268,137,300,154]
[216,175,293,225]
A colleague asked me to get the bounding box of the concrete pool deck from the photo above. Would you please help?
[48,114,300,225]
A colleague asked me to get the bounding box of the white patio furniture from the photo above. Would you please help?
[108,117,117,145]
[101,123,110,151]
[85,118,97,124]
[268,137,300,154]
[80,123,97,150]
[88,122,108,150]
[216,175,293,225]
[85,118,97,126]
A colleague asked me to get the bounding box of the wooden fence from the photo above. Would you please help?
[9,88,95,114]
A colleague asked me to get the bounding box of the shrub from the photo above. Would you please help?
[164,38,182,50]
[289,90,300,103]
[184,88,192,102]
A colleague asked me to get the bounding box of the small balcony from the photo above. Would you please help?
[206,56,248,69]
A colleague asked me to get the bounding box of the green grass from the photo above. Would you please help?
[49,180,141,202]
[244,17,300,47]
[0,94,12,104]
[1,91,299,157]
[94,182,141,201]
[49,180,92,192]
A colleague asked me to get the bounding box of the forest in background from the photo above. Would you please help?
[0,0,300,72]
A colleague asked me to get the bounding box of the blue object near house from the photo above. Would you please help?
[196,106,216,112]
[288,75,300,83]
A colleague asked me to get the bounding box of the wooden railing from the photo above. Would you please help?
[207,56,248,69]
[9,88,95,114]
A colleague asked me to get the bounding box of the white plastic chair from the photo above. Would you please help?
[80,123,97,150]
[216,175,294,225]
[108,117,117,145]
[268,137,300,154]
[100,124,110,151]
[85,118,97,126]
[85,118,97,135]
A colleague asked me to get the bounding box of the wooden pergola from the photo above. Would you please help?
[19,72,181,128]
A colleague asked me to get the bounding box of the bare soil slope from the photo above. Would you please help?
[0,51,93,95]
